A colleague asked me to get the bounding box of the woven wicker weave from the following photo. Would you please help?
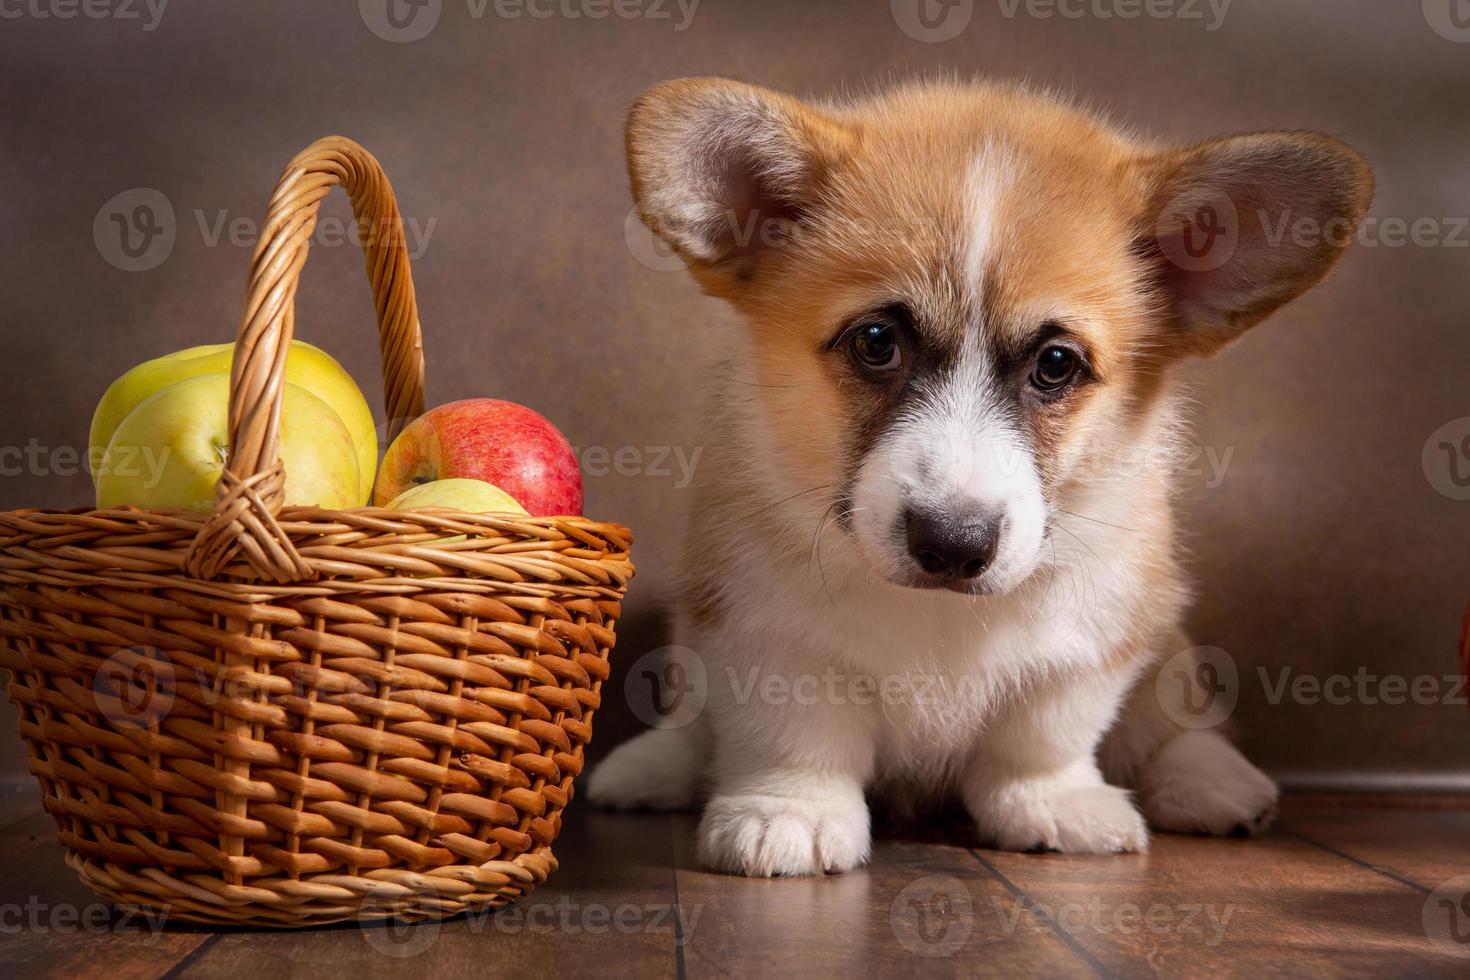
[0,137,633,927]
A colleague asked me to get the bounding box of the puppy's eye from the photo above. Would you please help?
[1032,345,1080,391]
[850,321,902,372]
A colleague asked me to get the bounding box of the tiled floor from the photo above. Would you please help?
[1,796,1467,977]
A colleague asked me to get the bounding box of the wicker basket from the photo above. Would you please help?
[0,137,633,927]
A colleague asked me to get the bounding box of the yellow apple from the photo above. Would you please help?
[96,373,361,514]
[385,479,528,548]
[385,478,529,516]
[91,341,377,504]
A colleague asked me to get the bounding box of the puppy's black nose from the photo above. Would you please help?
[905,509,999,581]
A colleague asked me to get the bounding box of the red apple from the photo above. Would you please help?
[374,398,582,516]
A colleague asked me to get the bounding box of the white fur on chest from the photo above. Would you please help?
[686,513,1147,786]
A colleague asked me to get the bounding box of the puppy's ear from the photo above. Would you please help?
[1138,133,1373,356]
[626,77,856,296]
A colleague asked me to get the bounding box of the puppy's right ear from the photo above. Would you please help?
[626,77,855,296]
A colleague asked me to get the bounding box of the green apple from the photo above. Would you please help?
[91,340,377,504]
[96,373,361,514]
[385,478,529,516]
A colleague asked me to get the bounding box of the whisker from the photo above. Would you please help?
[1053,521,1105,566]
[1051,521,1112,617]
[808,499,844,607]
[710,374,798,390]
[1058,508,1138,533]
[1022,540,1059,629]
[709,484,834,536]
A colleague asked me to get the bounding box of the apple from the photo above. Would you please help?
[96,372,361,514]
[385,480,527,548]
[374,398,581,516]
[91,340,378,504]
[386,478,529,515]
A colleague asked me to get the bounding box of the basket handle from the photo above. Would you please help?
[183,136,426,583]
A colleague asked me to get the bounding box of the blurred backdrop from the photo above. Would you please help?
[0,0,1465,792]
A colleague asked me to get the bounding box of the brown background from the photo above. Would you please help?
[0,0,1465,791]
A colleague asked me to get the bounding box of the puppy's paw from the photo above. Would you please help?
[698,791,871,876]
[971,774,1148,855]
[1138,730,1278,837]
[586,728,702,811]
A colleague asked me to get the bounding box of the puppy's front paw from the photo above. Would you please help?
[698,791,871,877]
[970,774,1148,855]
[1138,730,1278,837]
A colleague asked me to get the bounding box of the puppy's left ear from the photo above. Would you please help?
[1138,132,1373,356]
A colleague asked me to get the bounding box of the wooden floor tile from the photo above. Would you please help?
[980,827,1470,977]
[1278,802,1470,892]
[0,807,209,978]
[672,813,1095,978]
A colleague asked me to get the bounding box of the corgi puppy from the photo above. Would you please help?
[588,78,1372,876]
